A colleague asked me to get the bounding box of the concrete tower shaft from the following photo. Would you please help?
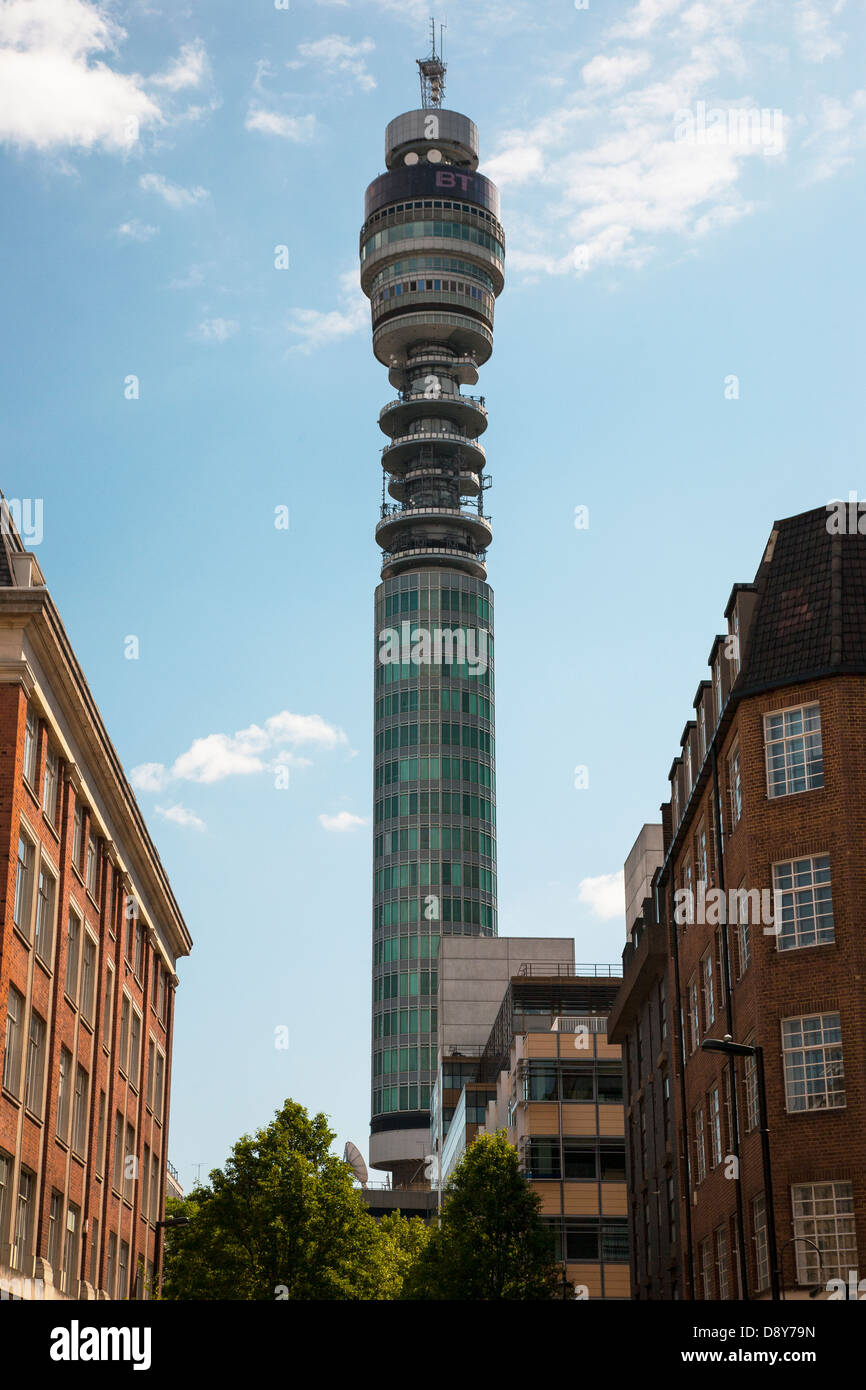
[363,55,505,1186]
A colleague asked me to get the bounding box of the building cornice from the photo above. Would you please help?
[0,586,192,961]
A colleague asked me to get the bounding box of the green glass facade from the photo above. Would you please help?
[371,569,496,1125]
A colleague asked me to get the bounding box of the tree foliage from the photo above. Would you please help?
[401,1131,565,1300]
[161,1098,427,1300]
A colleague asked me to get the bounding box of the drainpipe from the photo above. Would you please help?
[667,873,695,1300]
[711,744,749,1301]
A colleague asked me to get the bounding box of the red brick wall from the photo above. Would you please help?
[671,675,866,1296]
[0,681,175,1298]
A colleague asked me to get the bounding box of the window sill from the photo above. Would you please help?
[1,1086,21,1109]
[22,1107,43,1127]
[774,940,838,957]
[34,951,54,978]
[22,776,41,808]
[41,813,61,844]
[784,1104,847,1117]
[11,923,33,952]
[765,785,825,804]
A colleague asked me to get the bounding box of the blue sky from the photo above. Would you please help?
[1,0,864,1185]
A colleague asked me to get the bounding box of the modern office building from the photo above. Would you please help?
[611,505,866,1299]
[432,937,575,1188]
[0,514,192,1299]
[432,939,629,1298]
[363,39,505,1183]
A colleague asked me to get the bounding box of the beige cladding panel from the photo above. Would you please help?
[600,1183,628,1217]
[560,1107,599,1137]
[534,1185,564,1215]
[602,1265,631,1298]
[562,1184,601,1216]
[524,1033,559,1059]
[598,1106,625,1136]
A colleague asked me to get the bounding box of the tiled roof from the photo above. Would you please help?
[739,505,866,691]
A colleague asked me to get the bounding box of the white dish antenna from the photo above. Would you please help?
[343,1140,369,1188]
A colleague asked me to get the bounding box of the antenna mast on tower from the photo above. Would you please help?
[417,17,446,108]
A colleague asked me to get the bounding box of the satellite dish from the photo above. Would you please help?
[343,1141,369,1189]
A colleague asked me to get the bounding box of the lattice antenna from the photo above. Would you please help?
[417,17,446,108]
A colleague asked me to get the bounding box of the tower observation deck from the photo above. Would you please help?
[362,33,505,1186]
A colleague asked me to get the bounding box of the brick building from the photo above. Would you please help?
[0,523,192,1299]
[610,506,866,1299]
[608,825,682,1299]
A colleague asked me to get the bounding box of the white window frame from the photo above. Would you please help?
[772,854,834,951]
[23,707,39,786]
[701,950,715,1029]
[727,740,742,828]
[64,908,82,1002]
[80,930,98,1025]
[708,1084,722,1168]
[753,1193,769,1291]
[694,1105,707,1185]
[715,1225,729,1300]
[57,1045,73,1144]
[687,976,700,1053]
[764,702,823,799]
[23,1009,46,1117]
[13,828,37,940]
[791,1182,857,1285]
[34,859,58,965]
[781,1012,845,1113]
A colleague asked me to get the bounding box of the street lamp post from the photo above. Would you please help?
[701,1034,781,1301]
[776,1236,825,1300]
[153,1216,190,1299]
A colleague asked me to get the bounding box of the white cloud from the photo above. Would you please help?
[802,90,866,182]
[244,107,316,141]
[0,0,162,151]
[139,172,209,208]
[131,711,348,790]
[131,762,168,792]
[287,267,367,354]
[795,1,845,64]
[289,35,376,92]
[582,52,652,92]
[319,811,368,832]
[610,0,687,40]
[578,872,625,921]
[483,3,799,280]
[150,38,208,91]
[191,317,239,344]
[155,803,205,831]
[116,218,159,241]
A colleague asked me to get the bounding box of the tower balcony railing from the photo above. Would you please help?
[379,391,486,419]
[382,431,486,460]
[381,542,488,566]
[376,504,492,533]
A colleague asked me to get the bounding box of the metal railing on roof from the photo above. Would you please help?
[516,962,623,978]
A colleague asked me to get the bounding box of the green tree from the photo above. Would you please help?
[401,1131,564,1300]
[161,1098,424,1300]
